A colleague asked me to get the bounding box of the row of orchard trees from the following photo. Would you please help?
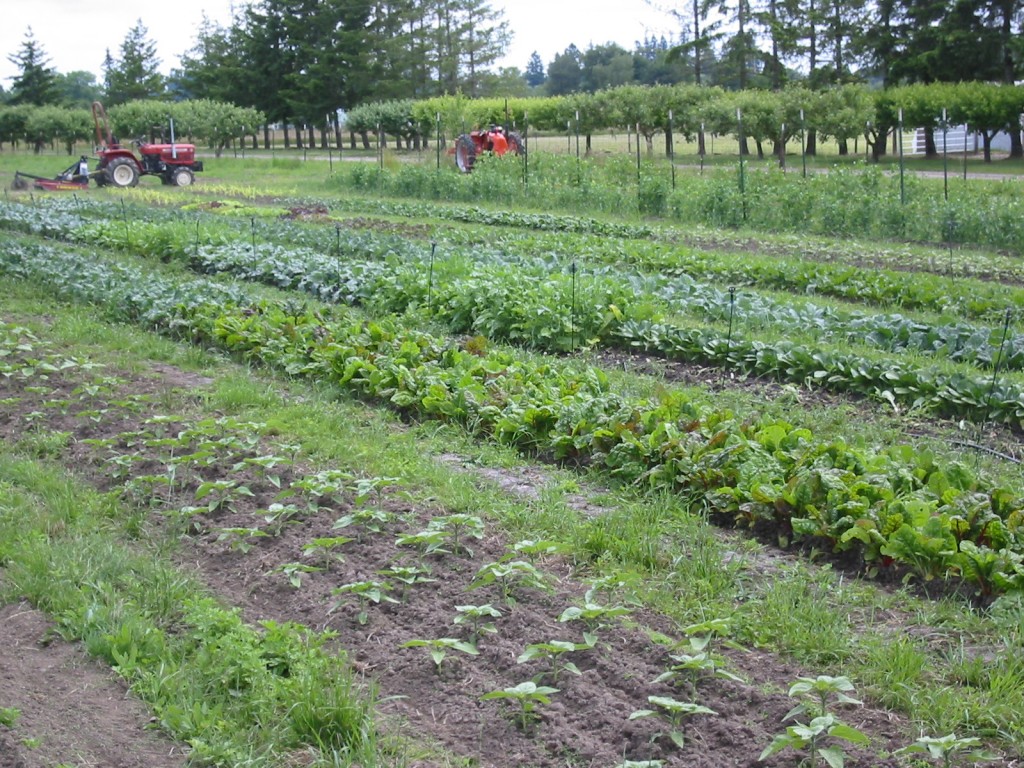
[347,82,1024,162]
[0,100,264,157]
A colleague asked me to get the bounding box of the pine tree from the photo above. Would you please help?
[104,20,165,104]
[525,51,546,87]
[7,27,58,106]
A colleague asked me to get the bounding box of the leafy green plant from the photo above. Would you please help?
[273,561,323,589]
[517,637,596,684]
[895,733,999,767]
[785,676,863,721]
[654,618,744,685]
[214,526,269,553]
[332,507,392,541]
[0,707,20,727]
[759,676,868,768]
[480,681,559,731]
[453,603,502,645]
[301,536,354,569]
[558,599,632,631]
[377,565,436,600]
[628,695,718,749]
[401,638,479,673]
[759,713,868,767]
[512,538,572,564]
[330,580,398,625]
[467,560,552,605]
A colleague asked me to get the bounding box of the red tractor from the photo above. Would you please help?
[453,125,525,173]
[12,101,203,191]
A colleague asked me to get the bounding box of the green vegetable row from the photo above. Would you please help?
[3,236,1023,600]
[21,201,1020,432]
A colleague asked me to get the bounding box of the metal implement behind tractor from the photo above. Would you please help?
[453,125,525,173]
[11,101,204,191]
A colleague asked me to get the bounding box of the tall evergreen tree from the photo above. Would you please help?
[104,20,165,104]
[525,51,546,87]
[7,27,58,106]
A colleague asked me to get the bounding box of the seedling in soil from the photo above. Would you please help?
[429,513,485,556]
[332,507,393,541]
[758,713,868,767]
[301,536,354,569]
[234,453,291,487]
[759,676,867,768]
[895,733,998,767]
[558,600,632,631]
[453,603,502,645]
[629,696,718,749]
[401,638,479,673]
[194,479,255,515]
[517,637,596,684]
[654,618,743,685]
[584,571,644,605]
[273,561,324,589]
[396,528,451,558]
[481,682,559,731]
[286,469,355,507]
[468,560,552,605]
[261,502,305,536]
[331,580,398,624]
[377,565,436,600]
[215,526,269,553]
[785,675,863,721]
[512,539,571,564]
[0,707,20,727]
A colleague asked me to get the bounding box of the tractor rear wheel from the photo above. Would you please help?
[454,134,477,173]
[507,131,526,159]
[170,167,195,187]
[106,157,139,188]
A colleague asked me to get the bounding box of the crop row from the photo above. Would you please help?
[9,200,1020,432]
[5,197,1024,378]
[18,192,1024,321]
[2,236,1023,600]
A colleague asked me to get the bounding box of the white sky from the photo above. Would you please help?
[0,0,681,89]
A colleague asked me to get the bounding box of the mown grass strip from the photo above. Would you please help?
[0,454,379,767]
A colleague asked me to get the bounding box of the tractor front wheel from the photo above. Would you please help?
[454,134,477,173]
[106,157,139,188]
[169,167,195,187]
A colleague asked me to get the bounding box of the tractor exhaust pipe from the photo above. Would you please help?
[169,117,178,159]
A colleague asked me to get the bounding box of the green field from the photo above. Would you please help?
[0,148,1022,767]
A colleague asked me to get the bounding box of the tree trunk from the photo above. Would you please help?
[755,139,764,159]
[838,139,848,156]
[924,127,937,158]
[349,130,357,150]
[283,124,291,149]
[698,129,706,156]
[263,125,270,150]
[586,133,592,155]
[806,128,818,156]
[308,124,315,148]
[360,130,370,150]
[983,132,993,162]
